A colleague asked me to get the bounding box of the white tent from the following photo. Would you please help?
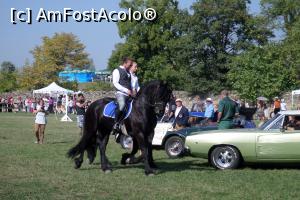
[33,82,73,95]
[33,82,74,122]
[292,89,300,108]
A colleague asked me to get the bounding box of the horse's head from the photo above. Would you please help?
[138,80,173,113]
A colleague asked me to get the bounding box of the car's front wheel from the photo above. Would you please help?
[120,135,133,150]
[165,136,185,158]
[210,146,241,169]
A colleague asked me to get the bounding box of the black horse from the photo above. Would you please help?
[67,80,172,175]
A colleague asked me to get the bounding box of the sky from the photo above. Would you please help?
[0,0,261,70]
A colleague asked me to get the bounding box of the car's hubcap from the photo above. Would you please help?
[168,141,182,156]
[216,149,233,168]
[122,136,133,149]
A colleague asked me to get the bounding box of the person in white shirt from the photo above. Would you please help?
[112,57,133,134]
[130,61,140,96]
[34,99,47,144]
[68,97,74,114]
[280,99,287,111]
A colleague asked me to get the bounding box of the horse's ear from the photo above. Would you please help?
[162,80,168,86]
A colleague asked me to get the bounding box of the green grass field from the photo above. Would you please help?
[1,113,300,199]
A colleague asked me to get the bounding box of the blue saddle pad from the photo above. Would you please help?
[103,101,133,119]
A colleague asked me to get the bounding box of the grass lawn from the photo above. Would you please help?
[1,112,300,200]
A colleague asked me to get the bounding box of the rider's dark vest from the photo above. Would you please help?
[118,67,132,91]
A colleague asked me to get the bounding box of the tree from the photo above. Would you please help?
[261,0,300,84]
[108,0,272,93]
[228,43,298,101]
[0,72,17,92]
[183,0,272,94]
[108,0,189,89]
[1,61,16,73]
[0,61,17,92]
[261,0,300,32]
[20,33,91,89]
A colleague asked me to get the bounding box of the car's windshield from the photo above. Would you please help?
[259,114,281,130]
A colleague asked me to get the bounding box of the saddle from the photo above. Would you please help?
[103,100,133,120]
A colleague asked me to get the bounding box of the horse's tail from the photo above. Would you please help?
[67,101,99,159]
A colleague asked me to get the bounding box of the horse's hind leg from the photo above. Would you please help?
[86,143,97,164]
[97,130,111,173]
[87,136,97,164]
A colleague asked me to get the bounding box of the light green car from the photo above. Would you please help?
[185,110,300,169]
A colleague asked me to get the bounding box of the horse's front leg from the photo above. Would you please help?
[97,131,111,173]
[148,131,157,169]
[136,132,155,175]
[121,136,141,165]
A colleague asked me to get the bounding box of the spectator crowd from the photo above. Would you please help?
[0,94,91,114]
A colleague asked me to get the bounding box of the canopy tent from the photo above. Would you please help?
[33,82,74,122]
[292,89,300,108]
[33,82,73,95]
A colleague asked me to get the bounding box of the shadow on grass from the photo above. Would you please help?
[48,140,74,144]
[244,163,300,170]
[77,158,214,174]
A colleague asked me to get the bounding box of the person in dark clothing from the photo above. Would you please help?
[173,98,189,129]
[76,93,86,136]
[48,97,54,113]
[217,90,239,129]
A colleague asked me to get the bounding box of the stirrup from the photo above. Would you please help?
[115,133,121,143]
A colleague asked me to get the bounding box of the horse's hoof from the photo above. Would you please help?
[125,158,131,165]
[121,153,130,165]
[150,164,158,169]
[74,165,80,169]
[146,172,155,176]
[104,169,112,174]
[145,169,156,176]
[87,158,94,165]
[74,160,82,169]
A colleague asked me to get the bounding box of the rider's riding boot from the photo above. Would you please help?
[113,110,123,143]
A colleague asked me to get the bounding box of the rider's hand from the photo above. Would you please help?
[127,90,132,96]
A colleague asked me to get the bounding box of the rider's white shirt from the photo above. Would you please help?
[112,66,130,96]
[131,72,140,92]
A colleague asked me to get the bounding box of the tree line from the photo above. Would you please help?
[1,0,300,101]
[108,0,300,100]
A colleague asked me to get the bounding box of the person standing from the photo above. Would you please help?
[112,57,133,133]
[217,90,238,129]
[191,95,203,112]
[68,97,74,114]
[0,96,2,112]
[280,99,287,111]
[76,93,86,136]
[173,99,189,129]
[274,97,281,114]
[34,99,47,144]
[204,98,214,122]
[48,97,54,113]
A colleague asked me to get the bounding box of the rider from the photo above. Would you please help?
[112,57,133,135]
[130,61,140,96]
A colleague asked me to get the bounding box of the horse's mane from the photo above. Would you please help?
[136,80,163,98]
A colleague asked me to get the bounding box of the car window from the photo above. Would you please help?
[284,115,300,132]
[269,117,284,130]
[259,114,280,130]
